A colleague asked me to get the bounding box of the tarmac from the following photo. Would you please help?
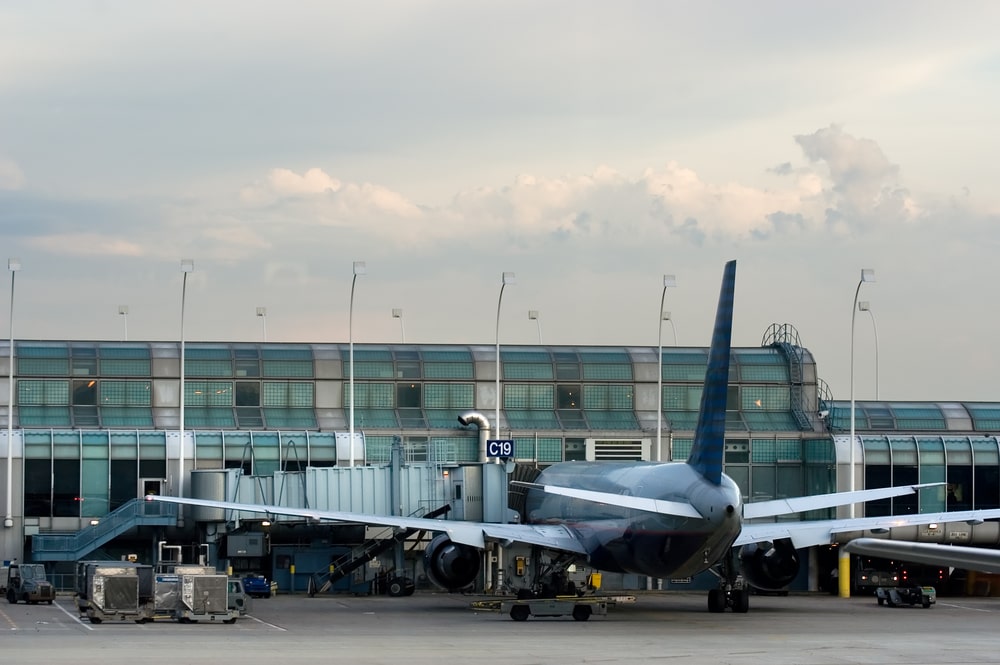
[2,590,999,664]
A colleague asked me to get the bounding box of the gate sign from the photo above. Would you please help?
[486,439,514,460]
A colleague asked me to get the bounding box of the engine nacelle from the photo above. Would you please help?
[739,539,800,591]
[423,534,481,591]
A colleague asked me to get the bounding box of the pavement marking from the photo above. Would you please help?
[938,602,993,613]
[244,614,287,631]
[54,600,95,630]
[0,606,16,630]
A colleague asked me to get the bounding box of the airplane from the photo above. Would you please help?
[845,537,1000,575]
[148,260,1000,613]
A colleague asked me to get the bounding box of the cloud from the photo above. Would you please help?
[794,125,921,228]
[26,233,143,257]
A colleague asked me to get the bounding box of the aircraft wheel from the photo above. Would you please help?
[572,605,592,622]
[7,590,16,604]
[89,616,102,624]
[509,604,531,622]
[922,599,931,608]
[732,590,750,614]
[707,588,726,613]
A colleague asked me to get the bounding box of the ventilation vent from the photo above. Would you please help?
[585,438,650,461]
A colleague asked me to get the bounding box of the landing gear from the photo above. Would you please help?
[707,552,750,613]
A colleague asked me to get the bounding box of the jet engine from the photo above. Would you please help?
[423,534,481,591]
[738,539,800,591]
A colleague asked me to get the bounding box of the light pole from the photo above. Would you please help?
[179,259,194,498]
[392,308,405,343]
[496,272,515,449]
[849,268,875,517]
[858,301,879,400]
[118,305,129,342]
[528,310,542,344]
[349,261,366,467]
[657,274,676,461]
[4,258,20,529]
[662,311,677,346]
[256,306,267,343]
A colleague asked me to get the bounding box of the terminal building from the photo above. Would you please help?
[1,323,998,593]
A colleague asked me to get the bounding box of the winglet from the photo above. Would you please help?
[686,260,736,486]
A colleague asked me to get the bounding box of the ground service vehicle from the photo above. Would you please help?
[875,584,936,608]
[6,563,56,604]
[242,573,276,598]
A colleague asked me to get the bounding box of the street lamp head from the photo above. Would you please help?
[180,259,194,273]
[502,271,515,285]
[663,274,676,288]
[353,261,366,276]
[392,308,403,319]
[662,310,672,321]
[8,258,21,272]
[528,310,539,320]
[858,301,870,312]
[256,307,267,317]
[119,305,129,315]
[860,268,875,283]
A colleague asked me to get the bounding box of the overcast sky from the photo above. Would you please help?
[1,1,999,403]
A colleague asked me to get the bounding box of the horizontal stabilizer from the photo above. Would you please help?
[512,481,702,519]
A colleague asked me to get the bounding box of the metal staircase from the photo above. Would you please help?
[307,504,451,595]
[31,498,178,562]
[761,323,814,431]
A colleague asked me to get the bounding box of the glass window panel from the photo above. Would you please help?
[582,385,633,410]
[185,359,233,376]
[185,407,236,428]
[557,385,581,409]
[865,465,893,516]
[72,379,98,405]
[556,410,588,429]
[186,381,233,406]
[72,347,97,376]
[18,380,69,405]
[665,411,699,431]
[505,410,559,429]
[398,408,426,428]
[804,439,835,463]
[944,437,973,464]
[513,436,562,462]
[421,350,471,361]
[662,364,706,382]
[751,465,777,502]
[18,357,70,375]
[53,458,81,517]
[236,408,264,428]
[76,404,100,426]
[582,363,632,380]
[740,365,790,382]
[348,361,395,379]
[19,345,69,358]
[584,411,638,429]
[974,465,1000,510]
[556,363,580,380]
[503,363,553,380]
[262,360,313,377]
[235,358,260,378]
[396,360,421,379]
[101,407,154,427]
[662,385,701,410]
[346,409,397,428]
[973,438,1000,463]
[888,436,918,464]
[101,358,152,376]
[775,439,801,462]
[733,349,785,364]
[19,406,71,426]
[741,386,790,411]
[81,458,109,517]
[751,438,776,463]
[893,406,946,430]
[343,383,393,408]
[504,384,554,409]
[861,436,891,464]
[236,382,261,406]
[101,381,151,406]
[917,437,945,464]
[397,383,421,408]
[426,409,463,428]
[423,362,474,379]
[672,438,693,460]
[24,459,52,517]
[776,464,803,499]
[424,383,473,409]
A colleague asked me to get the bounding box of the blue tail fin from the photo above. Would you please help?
[686,260,736,485]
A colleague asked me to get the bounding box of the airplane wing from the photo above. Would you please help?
[742,483,944,519]
[510,481,702,519]
[147,495,588,554]
[735,508,1000,549]
[844,537,1000,574]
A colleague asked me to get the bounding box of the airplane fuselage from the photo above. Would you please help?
[526,461,743,578]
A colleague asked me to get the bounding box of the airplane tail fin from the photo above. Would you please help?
[686,260,736,486]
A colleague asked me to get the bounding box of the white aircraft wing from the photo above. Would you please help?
[844,538,1000,574]
[511,481,702,519]
[735,508,1000,549]
[147,495,587,554]
[742,483,943,520]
